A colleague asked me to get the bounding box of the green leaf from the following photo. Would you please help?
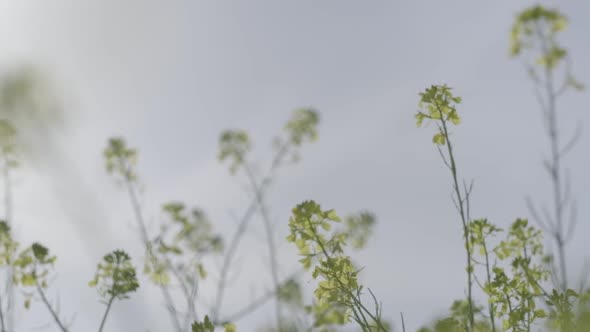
[31,243,48,261]
[324,209,340,222]
[192,315,215,332]
[223,322,236,332]
[197,263,207,279]
[432,133,446,145]
[21,274,36,286]
[284,108,320,146]
[90,250,139,300]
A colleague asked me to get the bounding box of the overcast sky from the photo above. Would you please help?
[0,1,589,331]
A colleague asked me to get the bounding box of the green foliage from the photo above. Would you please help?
[418,300,491,332]
[447,300,487,331]
[0,221,17,265]
[192,315,215,332]
[287,201,354,323]
[287,200,387,331]
[219,108,320,176]
[145,202,223,287]
[284,108,319,146]
[570,289,590,331]
[277,278,303,308]
[191,315,236,332]
[342,212,376,250]
[271,108,320,165]
[484,219,549,331]
[494,219,544,261]
[218,130,250,174]
[510,6,567,68]
[1,5,588,330]
[88,250,139,301]
[417,84,481,332]
[509,5,587,332]
[104,137,139,182]
[305,300,350,329]
[0,68,38,111]
[469,219,502,256]
[13,242,56,285]
[224,322,237,332]
[160,202,223,254]
[143,254,170,286]
[545,288,577,331]
[419,219,554,332]
[415,84,462,145]
[0,120,19,169]
[0,66,63,127]
[510,5,583,91]
[12,242,56,309]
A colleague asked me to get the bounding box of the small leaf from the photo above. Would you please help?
[223,322,236,332]
[432,133,446,145]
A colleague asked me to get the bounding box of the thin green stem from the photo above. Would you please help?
[98,295,116,332]
[523,246,531,332]
[534,21,568,293]
[481,236,496,332]
[435,103,475,331]
[0,289,6,332]
[212,142,290,323]
[35,281,67,332]
[304,215,387,331]
[2,150,14,332]
[118,157,183,332]
[244,165,282,330]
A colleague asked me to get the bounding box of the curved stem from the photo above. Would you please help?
[211,199,258,322]
[0,289,6,332]
[119,158,183,332]
[244,165,282,329]
[36,281,67,332]
[2,150,14,332]
[212,142,290,322]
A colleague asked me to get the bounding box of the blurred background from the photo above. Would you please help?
[0,1,588,331]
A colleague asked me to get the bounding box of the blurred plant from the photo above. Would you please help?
[341,212,376,250]
[12,242,69,331]
[0,65,62,332]
[104,137,187,330]
[212,108,320,329]
[417,299,490,332]
[0,121,17,332]
[191,315,236,332]
[510,5,590,331]
[511,4,584,294]
[0,220,144,332]
[0,221,17,331]
[105,137,228,332]
[149,202,224,328]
